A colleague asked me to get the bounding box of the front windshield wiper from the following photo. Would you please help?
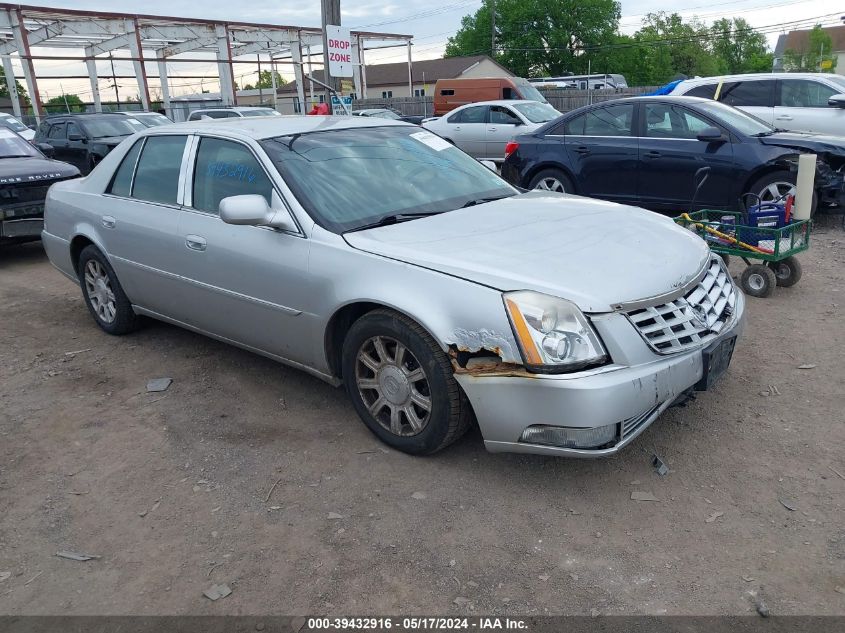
[751,130,778,137]
[346,211,444,232]
[461,194,513,208]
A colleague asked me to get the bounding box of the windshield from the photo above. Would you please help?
[514,80,548,104]
[0,128,39,158]
[259,126,516,233]
[0,115,29,133]
[826,75,845,92]
[82,117,145,138]
[511,101,561,123]
[240,108,281,117]
[695,100,774,136]
[134,113,172,127]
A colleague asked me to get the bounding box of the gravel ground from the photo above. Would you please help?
[1,216,843,616]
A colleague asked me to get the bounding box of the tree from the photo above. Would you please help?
[44,93,85,113]
[242,70,286,91]
[634,12,719,83]
[783,25,837,72]
[0,66,31,107]
[710,17,772,74]
[445,0,622,78]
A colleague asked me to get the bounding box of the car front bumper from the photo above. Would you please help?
[456,291,745,457]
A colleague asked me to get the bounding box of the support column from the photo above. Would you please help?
[270,56,278,110]
[156,49,171,117]
[127,19,151,111]
[359,39,368,100]
[306,44,314,107]
[85,58,102,113]
[351,36,362,99]
[10,8,43,120]
[407,40,413,97]
[215,24,236,106]
[1,55,22,117]
[290,40,306,114]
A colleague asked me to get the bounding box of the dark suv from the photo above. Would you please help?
[34,113,145,174]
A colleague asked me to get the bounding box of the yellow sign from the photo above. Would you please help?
[341,79,354,95]
[821,59,833,70]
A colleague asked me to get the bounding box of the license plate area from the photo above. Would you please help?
[695,336,736,391]
[1,218,44,238]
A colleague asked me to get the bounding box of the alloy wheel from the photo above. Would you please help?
[84,259,117,323]
[758,181,795,203]
[534,177,566,193]
[355,335,432,437]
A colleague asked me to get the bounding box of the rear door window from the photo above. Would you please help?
[778,79,838,107]
[489,106,521,125]
[644,104,717,139]
[107,139,144,197]
[131,135,188,206]
[717,80,775,107]
[191,137,273,214]
[48,123,66,139]
[458,106,488,123]
[684,84,718,99]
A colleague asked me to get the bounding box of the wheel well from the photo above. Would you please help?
[324,301,386,379]
[523,162,576,192]
[69,235,95,275]
[741,165,792,197]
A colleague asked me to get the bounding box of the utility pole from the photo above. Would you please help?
[490,0,496,55]
[320,0,341,112]
[109,52,119,110]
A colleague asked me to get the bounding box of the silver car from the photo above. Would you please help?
[422,100,561,162]
[42,116,745,457]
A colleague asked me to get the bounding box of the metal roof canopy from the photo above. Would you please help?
[0,3,412,120]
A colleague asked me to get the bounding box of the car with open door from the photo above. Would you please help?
[502,96,845,214]
[42,116,744,458]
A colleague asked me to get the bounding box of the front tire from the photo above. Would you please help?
[740,264,777,298]
[341,309,472,455]
[529,168,573,194]
[78,245,140,335]
[748,170,817,217]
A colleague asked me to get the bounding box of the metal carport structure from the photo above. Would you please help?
[0,3,412,121]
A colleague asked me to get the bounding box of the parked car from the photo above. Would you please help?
[353,108,425,125]
[529,74,629,90]
[434,77,549,115]
[502,96,845,214]
[34,113,146,174]
[42,116,744,457]
[423,100,561,162]
[671,72,845,136]
[187,106,281,121]
[114,111,173,127]
[0,112,35,140]
[0,127,79,245]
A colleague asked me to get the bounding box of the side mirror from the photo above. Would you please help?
[828,93,845,108]
[68,133,85,142]
[696,126,725,142]
[36,142,55,157]
[479,160,497,172]
[219,194,296,231]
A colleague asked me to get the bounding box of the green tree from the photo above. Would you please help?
[0,66,31,107]
[242,70,286,91]
[445,0,622,77]
[634,12,719,83]
[783,25,837,72]
[710,17,772,74]
[44,93,85,113]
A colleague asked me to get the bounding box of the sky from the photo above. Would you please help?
[8,0,842,102]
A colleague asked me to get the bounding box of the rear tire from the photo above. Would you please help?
[78,245,140,335]
[341,309,472,455]
[740,264,776,298]
[529,168,573,194]
[747,170,817,218]
[768,256,802,287]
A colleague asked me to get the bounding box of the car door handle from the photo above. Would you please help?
[454,126,461,130]
[101,215,115,229]
[643,151,661,159]
[488,126,498,131]
[185,235,207,252]
[573,146,591,155]
[775,115,793,121]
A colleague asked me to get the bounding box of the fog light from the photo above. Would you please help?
[519,423,618,449]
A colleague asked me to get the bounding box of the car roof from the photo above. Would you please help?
[452,100,546,109]
[678,72,841,85]
[43,112,126,119]
[145,115,412,140]
[572,95,714,106]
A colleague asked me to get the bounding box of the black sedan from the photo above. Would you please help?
[501,96,845,214]
[0,128,79,245]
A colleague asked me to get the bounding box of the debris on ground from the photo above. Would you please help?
[0,572,10,582]
[538,574,550,581]
[835,586,844,594]
[327,512,344,520]
[146,377,173,393]
[755,596,770,617]
[264,477,283,502]
[705,511,724,523]
[202,583,232,601]
[779,499,797,511]
[452,597,470,606]
[742,576,755,582]
[828,465,845,481]
[448,559,456,567]
[631,491,660,502]
[56,551,100,561]
[64,348,91,356]
[652,454,669,476]
[797,364,816,369]
[411,492,427,500]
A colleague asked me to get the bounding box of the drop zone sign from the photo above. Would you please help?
[326,25,353,78]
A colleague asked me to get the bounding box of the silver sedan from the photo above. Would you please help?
[42,116,744,457]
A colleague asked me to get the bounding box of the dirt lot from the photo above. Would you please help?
[1,217,844,617]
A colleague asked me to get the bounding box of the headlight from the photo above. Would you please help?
[503,291,608,373]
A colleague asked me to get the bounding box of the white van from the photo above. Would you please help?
[672,73,845,136]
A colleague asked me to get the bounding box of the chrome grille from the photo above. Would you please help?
[626,258,736,354]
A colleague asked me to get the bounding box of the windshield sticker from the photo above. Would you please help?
[207,161,257,183]
[410,131,452,152]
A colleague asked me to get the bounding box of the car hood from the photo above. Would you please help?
[344,192,710,313]
[758,132,845,156]
[0,156,80,182]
